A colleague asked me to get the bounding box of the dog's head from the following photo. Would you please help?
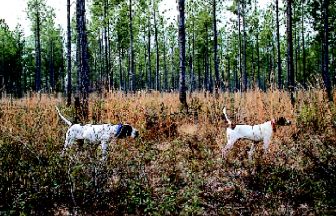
[115,124,139,139]
[275,117,291,126]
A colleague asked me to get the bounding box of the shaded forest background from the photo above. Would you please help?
[0,0,335,99]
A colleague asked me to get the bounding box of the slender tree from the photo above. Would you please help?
[76,0,90,121]
[66,0,72,106]
[237,0,242,91]
[27,0,43,92]
[103,0,109,90]
[276,0,282,89]
[129,0,135,92]
[322,0,332,101]
[301,0,306,88]
[286,0,295,104]
[154,2,160,91]
[241,0,247,91]
[147,13,152,89]
[213,0,220,96]
[178,0,187,110]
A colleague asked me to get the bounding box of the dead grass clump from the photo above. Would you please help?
[0,89,335,214]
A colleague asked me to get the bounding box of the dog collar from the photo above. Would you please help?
[115,123,123,138]
[271,119,276,132]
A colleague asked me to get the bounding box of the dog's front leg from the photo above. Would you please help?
[222,131,238,158]
[101,142,108,160]
[248,143,255,161]
[221,139,236,158]
[61,137,73,156]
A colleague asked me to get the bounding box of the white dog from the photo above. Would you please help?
[56,106,139,159]
[222,107,290,160]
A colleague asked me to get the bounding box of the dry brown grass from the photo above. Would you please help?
[0,89,335,214]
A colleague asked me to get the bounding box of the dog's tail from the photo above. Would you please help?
[55,106,72,126]
[223,107,232,126]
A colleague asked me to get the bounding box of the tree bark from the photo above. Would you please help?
[154,3,160,91]
[104,0,109,91]
[242,0,247,91]
[147,17,152,89]
[322,0,332,101]
[213,0,220,96]
[76,0,90,121]
[163,35,168,91]
[286,0,295,104]
[205,24,209,92]
[129,0,135,92]
[237,0,242,91]
[276,0,282,89]
[117,37,123,91]
[35,0,41,92]
[66,0,72,106]
[301,0,306,88]
[178,0,187,110]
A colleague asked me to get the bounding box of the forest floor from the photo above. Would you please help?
[0,90,335,215]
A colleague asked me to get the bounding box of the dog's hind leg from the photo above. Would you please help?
[263,138,271,154]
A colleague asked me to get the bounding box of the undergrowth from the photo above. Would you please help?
[0,90,335,215]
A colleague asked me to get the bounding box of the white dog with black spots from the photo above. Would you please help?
[56,106,139,160]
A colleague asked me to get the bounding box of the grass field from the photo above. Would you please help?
[0,90,335,215]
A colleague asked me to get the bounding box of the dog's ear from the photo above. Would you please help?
[117,125,133,138]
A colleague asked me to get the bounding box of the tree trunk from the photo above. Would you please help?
[242,0,247,91]
[205,24,209,92]
[35,3,41,92]
[104,0,109,90]
[49,40,54,91]
[276,0,282,89]
[198,55,201,90]
[66,0,72,106]
[163,35,168,91]
[171,46,175,90]
[322,0,332,101]
[301,0,306,88]
[227,56,231,91]
[287,0,295,104]
[129,0,135,92]
[147,18,152,89]
[256,33,260,89]
[191,16,195,92]
[117,37,123,91]
[143,32,147,89]
[178,0,187,110]
[251,44,255,88]
[237,0,242,91]
[213,0,220,96]
[234,58,238,91]
[154,6,160,91]
[76,0,90,121]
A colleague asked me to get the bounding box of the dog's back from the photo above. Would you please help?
[229,121,273,142]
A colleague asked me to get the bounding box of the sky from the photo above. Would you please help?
[0,0,271,36]
[0,0,67,35]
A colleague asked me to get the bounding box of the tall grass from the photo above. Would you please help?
[0,90,335,215]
